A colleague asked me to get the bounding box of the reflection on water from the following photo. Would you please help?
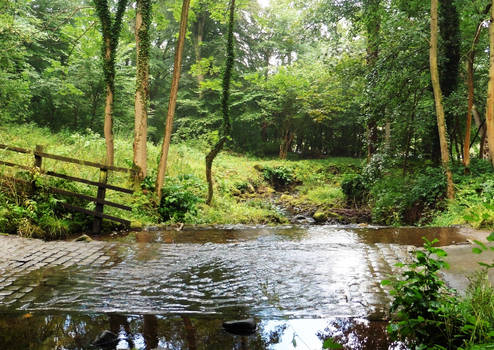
[1,225,470,348]
[0,312,406,349]
[109,225,469,247]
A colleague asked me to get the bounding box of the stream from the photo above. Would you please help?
[0,225,479,349]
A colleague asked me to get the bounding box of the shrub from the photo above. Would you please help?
[158,174,203,222]
[262,166,296,190]
[370,176,411,225]
[382,238,461,349]
[341,174,369,204]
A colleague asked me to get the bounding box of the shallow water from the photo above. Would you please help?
[0,312,405,349]
[108,225,469,247]
[0,225,473,349]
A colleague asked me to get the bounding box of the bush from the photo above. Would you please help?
[158,174,203,222]
[384,237,494,349]
[382,238,461,349]
[341,174,369,205]
[262,166,296,190]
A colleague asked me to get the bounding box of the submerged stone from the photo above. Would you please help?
[92,330,119,348]
[73,234,92,242]
[313,210,328,223]
[223,318,257,336]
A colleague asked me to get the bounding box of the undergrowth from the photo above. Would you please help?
[0,123,357,237]
[383,236,494,349]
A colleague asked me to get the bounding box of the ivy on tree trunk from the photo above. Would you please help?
[430,0,454,199]
[205,0,235,205]
[133,0,152,181]
[93,0,128,166]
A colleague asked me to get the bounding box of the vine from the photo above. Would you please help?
[205,0,235,205]
[135,0,152,93]
[93,0,128,94]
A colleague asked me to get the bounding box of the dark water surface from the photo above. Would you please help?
[0,312,404,349]
[0,226,471,349]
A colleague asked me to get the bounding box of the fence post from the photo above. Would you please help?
[92,168,108,234]
[32,145,43,193]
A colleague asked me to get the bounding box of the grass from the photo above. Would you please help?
[0,123,357,237]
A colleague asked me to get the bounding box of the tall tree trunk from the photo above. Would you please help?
[193,14,206,95]
[486,2,494,165]
[464,19,484,170]
[155,0,191,199]
[133,0,151,180]
[103,79,114,165]
[94,0,128,166]
[279,129,294,160]
[205,0,236,205]
[472,106,490,159]
[365,0,381,163]
[430,0,454,199]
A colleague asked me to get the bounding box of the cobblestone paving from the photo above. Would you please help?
[0,232,413,318]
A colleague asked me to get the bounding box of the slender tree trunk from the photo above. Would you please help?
[486,2,494,165]
[279,129,294,160]
[205,0,236,205]
[472,106,490,159]
[133,0,151,180]
[464,20,484,169]
[94,0,128,166]
[430,0,454,199]
[365,0,381,163]
[103,40,115,165]
[193,14,206,95]
[155,0,191,199]
[384,120,391,151]
[464,57,474,170]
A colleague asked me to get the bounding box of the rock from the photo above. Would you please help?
[223,318,257,336]
[279,194,293,202]
[92,330,119,348]
[246,183,256,193]
[231,188,242,196]
[253,164,264,172]
[73,234,92,242]
[313,210,328,223]
[264,186,275,194]
[291,215,315,224]
[130,221,143,230]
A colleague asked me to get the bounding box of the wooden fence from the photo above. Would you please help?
[0,143,137,234]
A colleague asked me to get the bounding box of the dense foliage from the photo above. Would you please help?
[2,0,494,230]
[383,237,494,349]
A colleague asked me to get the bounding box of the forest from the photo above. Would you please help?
[3,1,494,349]
[2,0,494,231]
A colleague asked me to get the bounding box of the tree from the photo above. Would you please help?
[486,1,494,165]
[156,0,191,199]
[430,0,454,199]
[93,0,128,165]
[133,0,152,180]
[463,5,490,170]
[205,0,236,205]
[364,0,381,162]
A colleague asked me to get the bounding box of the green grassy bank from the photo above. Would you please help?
[0,124,359,238]
[1,124,493,240]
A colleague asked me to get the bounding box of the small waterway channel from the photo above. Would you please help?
[0,225,482,349]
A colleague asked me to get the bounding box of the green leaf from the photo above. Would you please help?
[472,247,483,254]
[323,338,343,349]
[474,240,488,250]
[488,232,494,242]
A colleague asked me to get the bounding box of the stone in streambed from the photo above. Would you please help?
[313,210,328,223]
[223,318,257,336]
[92,330,119,348]
[73,234,92,242]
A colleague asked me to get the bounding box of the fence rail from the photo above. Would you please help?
[0,143,136,233]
